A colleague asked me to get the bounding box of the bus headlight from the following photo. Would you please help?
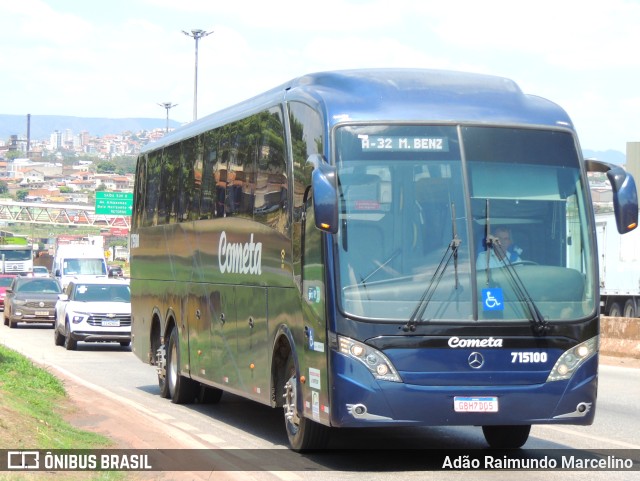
[337,335,402,382]
[546,336,598,382]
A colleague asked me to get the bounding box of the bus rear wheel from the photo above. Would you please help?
[282,356,329,451]
[482,425,531,449]
[166,327,198,404]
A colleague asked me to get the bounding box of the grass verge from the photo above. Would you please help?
[0,344,124,480]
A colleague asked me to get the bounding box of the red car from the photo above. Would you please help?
[0,274,17,311]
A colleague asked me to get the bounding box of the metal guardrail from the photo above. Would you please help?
[0,200,130,227]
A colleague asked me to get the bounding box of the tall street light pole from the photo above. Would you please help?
[157,102,178,132]
[182,29,213,122]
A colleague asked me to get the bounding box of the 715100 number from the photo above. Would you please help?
[511,352,548,363]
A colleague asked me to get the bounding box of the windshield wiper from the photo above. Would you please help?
[403,203,461,332]
[482,199,549,336]
[490,240,549,336]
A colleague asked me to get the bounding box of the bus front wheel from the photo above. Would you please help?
[482,425,531,449]
[282,356,329,451]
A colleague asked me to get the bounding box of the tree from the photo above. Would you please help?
[6,150,22,161]
[110,155,136,175]
[16,189,29,201]
[97,161,116,173]
[0,180,8,195]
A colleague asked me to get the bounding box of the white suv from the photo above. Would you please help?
[54,278,131,350]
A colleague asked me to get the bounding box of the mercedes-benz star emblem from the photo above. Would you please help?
[468,352,484,369]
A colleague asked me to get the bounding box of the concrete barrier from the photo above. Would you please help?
[600,316,640,359]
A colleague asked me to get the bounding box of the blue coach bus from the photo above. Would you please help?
[130,69,638,451]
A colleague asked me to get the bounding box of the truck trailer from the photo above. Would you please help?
[596,211,640,317]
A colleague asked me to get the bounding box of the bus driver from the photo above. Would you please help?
[476,226,523,268]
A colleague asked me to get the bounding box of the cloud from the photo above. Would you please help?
[1,0,638,150]
[143,0,403,32]
[422,0,640,70]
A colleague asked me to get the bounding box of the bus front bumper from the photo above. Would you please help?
[328,350,597,428]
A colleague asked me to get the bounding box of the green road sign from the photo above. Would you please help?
[95,192,133,216]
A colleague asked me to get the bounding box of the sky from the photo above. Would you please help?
[1,0,639,153]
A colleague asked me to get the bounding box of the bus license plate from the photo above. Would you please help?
[102,319,120,327]
[454,396,499,413]
[35,311,49,316]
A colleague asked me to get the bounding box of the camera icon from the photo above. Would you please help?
[7,451,39,470]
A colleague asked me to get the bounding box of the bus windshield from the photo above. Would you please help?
[334,124,595,323]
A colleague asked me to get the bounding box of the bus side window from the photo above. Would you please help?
[214,167,227,217]
[198,133,218,220]
[254,108,288,235]
[179,136,199,222]
[144,150,162,226]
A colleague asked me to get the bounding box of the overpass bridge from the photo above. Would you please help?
[0,200,130,228]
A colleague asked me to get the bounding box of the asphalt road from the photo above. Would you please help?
[1,319,638,481]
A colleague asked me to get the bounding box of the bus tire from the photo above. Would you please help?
[166,327,198,404]
[608,301,622,317]
[155,338,170,399]
[623,299,636,318]
[282,356,329,451]
[482,425,531,449]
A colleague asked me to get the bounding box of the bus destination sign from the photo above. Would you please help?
[358,135,450,152]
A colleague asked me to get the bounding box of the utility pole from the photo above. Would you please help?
[182,29,213,121]
[157,102,178,132]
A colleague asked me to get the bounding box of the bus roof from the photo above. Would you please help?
[143,68,574,153]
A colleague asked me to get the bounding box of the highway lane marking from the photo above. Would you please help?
[270,472,303,481]
[50,364,215,449]
[535,424,640,448]
[149,411,176,422]
[197,433,228,444]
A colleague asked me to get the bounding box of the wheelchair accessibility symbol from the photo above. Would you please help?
[482,288,504,311]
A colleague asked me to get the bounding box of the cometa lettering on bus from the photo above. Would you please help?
[448,337,504,348]
[218,231,263,275]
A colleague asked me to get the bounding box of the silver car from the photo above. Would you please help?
[32,266,50,277]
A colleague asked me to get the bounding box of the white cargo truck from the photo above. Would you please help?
[53,244,108,288]
[0,236,34,275]
[596,211,640,317]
